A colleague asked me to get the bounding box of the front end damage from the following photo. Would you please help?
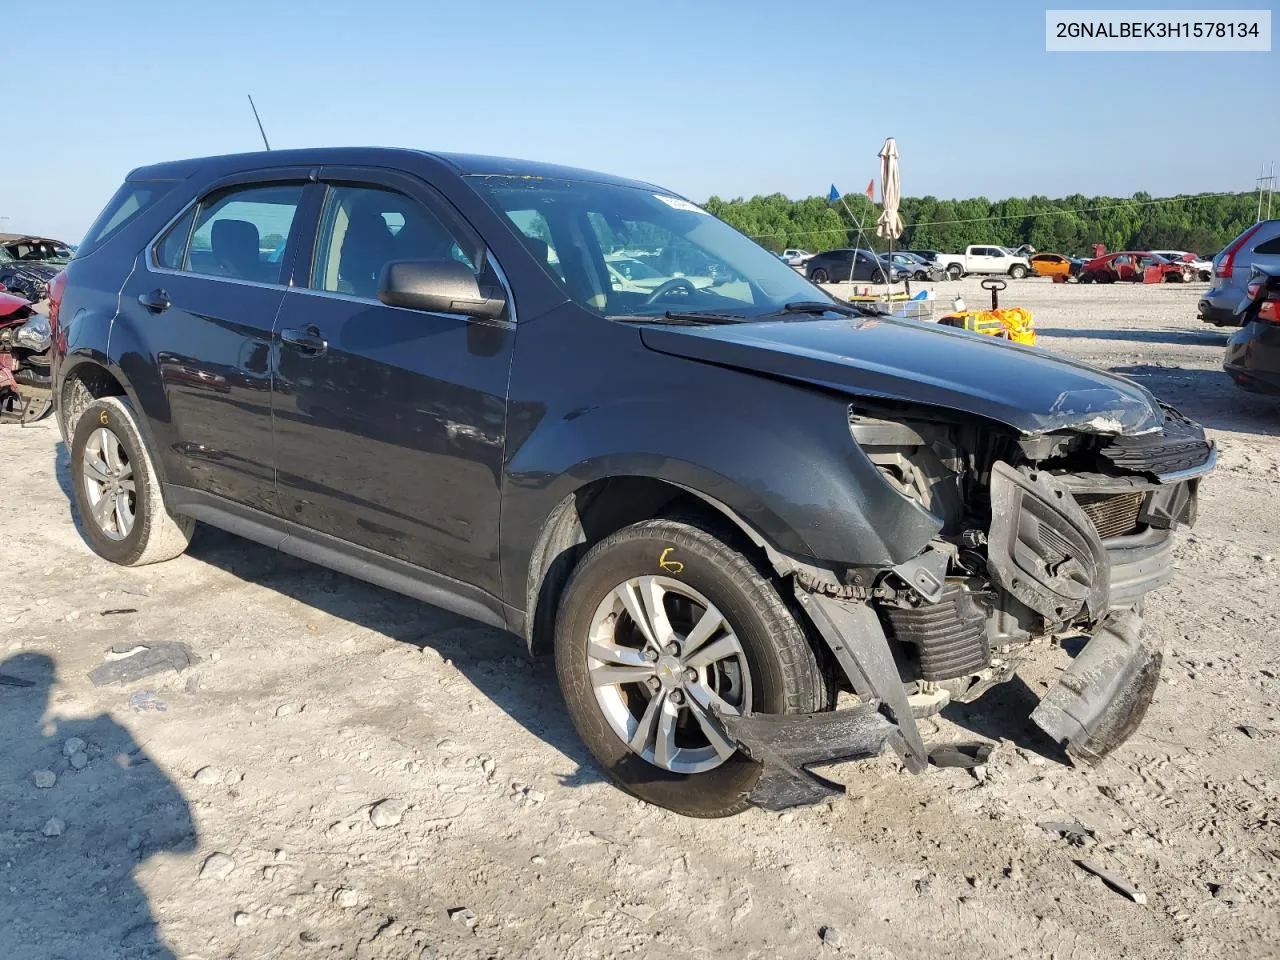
[722,403,1215,810]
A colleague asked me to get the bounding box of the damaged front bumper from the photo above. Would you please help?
[723,425,1213,811]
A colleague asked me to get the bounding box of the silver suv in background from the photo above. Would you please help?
[1200,220,1280,326]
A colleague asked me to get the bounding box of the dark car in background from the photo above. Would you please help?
[1224,266,1280,395]
[51,146,1212,818]
[805,247,904,283]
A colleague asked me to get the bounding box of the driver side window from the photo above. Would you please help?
[584,211,757,311]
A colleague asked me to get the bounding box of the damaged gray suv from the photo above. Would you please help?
[52,148,1215,818]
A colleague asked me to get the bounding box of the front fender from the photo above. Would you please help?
[500,358,942,610]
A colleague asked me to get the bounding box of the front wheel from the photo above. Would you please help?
[554,518,833,818]
[1009,265,1028,279]
[70,396,194,566]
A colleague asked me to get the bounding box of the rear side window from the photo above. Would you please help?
[155,208,196,270]
[157,183,305,285]
[78,180,176,258]
[1255,235,1280,256]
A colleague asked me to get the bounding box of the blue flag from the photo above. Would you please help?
[827,184,841,204]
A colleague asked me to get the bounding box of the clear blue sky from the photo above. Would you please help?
[7,0,1276,242]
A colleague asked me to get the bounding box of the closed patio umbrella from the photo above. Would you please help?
[876,137,903,241]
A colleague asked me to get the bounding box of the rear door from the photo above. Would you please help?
[117,174,314,511]
[269,168,514,596]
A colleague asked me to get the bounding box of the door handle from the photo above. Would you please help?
[280,326,328,356]
[138,289,170,313]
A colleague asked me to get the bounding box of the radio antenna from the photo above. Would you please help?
[247,94,271,151]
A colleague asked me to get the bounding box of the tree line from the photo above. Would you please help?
[702,189,1264,257]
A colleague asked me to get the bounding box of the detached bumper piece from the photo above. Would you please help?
[720,703,897,810]
[1031,609,1162,763]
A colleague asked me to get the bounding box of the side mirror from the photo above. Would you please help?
[378,260,506,320]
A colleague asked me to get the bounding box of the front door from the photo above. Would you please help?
[270,173,514,596]
[118,179,310,512]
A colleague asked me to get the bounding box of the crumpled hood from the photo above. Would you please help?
[639,315,1163,436]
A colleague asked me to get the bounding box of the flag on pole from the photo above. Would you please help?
[827,184,841,204]
[865,179,875,201]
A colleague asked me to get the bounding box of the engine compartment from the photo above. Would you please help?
[846,404,1210,715]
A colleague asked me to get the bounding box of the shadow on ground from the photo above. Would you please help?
[941,674,1070,765]
[0,652,196,960]
[184,524,607,789]
[1107,363,1280,437]
[1038,326,1230,347]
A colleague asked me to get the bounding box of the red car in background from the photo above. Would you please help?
[1077,251,1192,284]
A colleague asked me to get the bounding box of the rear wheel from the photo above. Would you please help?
[554,518,833,817]
[70,397,194,566]
[809,267,829,283]
[947,264,963,280]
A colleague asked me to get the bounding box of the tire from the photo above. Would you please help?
[946,264,963,280]
[1078,273,1093,284]
[1009,265,1028,279]
[69,396,194,566]
[913,270,928,281]
[871,269,886,284]
[809,267,829,284]
[554,517,834,818]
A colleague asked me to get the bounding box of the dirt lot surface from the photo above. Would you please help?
[2,278,1278,960]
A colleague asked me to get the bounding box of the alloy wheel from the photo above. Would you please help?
[82,427,136,541]
[587,576,750,774]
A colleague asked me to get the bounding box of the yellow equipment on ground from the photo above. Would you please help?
[938,278,1036,346]
[939,306,1036,346]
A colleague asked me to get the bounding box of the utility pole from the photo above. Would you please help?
[1258,164,1276,223]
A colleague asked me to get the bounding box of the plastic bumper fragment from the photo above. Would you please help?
[1030,609,1162,763]
[720,702,897,810]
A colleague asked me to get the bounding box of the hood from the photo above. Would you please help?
[639,315,1163,436]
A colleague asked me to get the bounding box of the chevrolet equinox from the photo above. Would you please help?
[51,148,1215,817]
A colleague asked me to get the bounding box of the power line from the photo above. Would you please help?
[742,190,1246,240]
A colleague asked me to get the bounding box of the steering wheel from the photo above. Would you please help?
[643,277,698,305]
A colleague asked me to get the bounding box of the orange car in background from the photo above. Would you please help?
[1029,253,1074,279]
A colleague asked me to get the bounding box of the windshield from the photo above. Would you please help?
[470,175,831,319]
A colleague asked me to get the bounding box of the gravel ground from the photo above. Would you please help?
[2,277,1278,960]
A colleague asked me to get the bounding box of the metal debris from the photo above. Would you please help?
[89,642,198,686]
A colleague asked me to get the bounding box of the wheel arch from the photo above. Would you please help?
[520,474,798,655]
[58,354,171,486]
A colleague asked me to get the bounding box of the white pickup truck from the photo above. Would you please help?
[935,245,1031,280]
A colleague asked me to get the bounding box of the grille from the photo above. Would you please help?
[1098,407,1211,477]
[1074,491,1145,540]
